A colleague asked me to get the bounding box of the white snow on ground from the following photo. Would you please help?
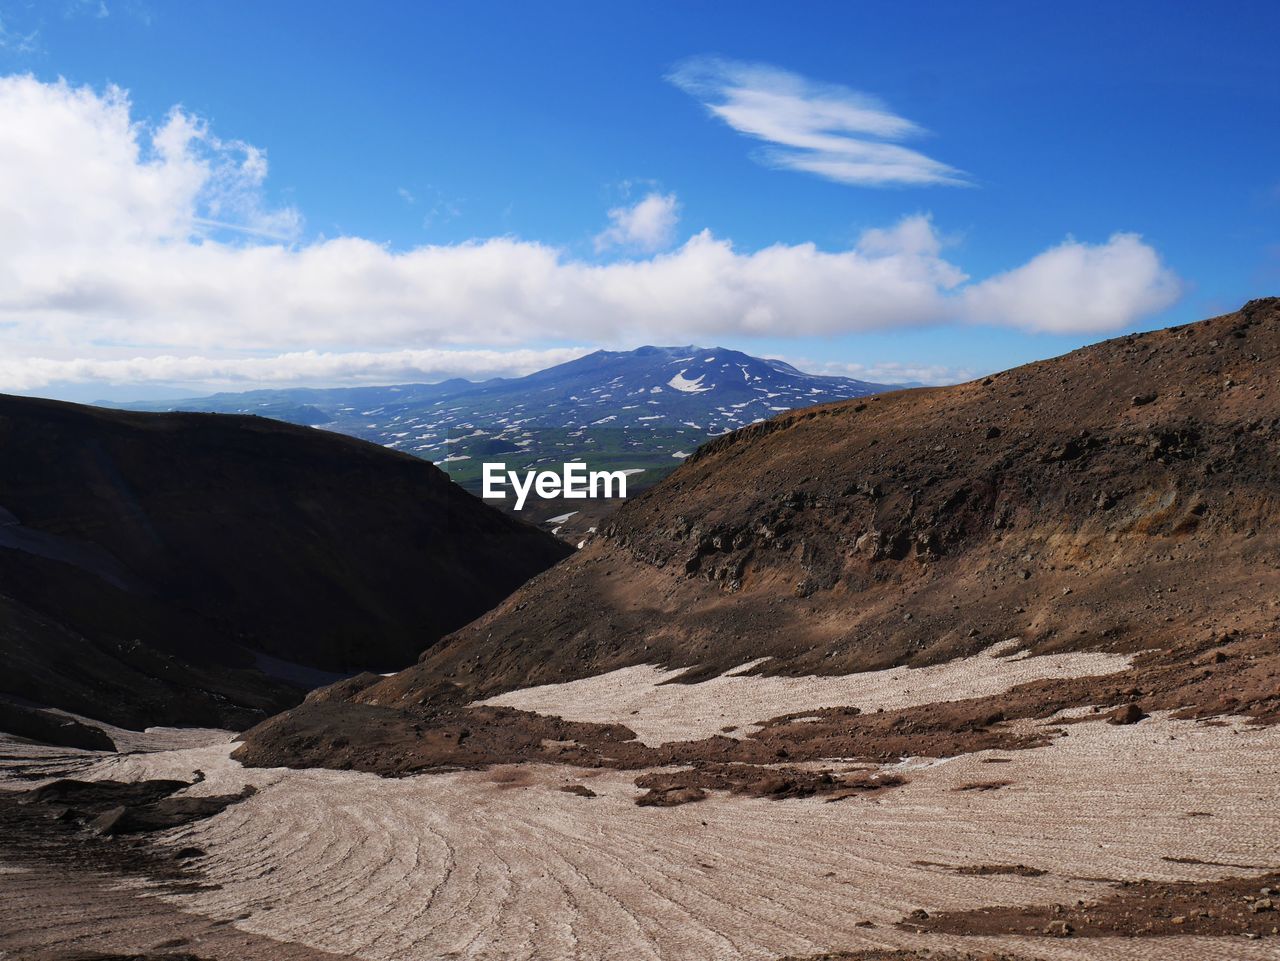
[11,713,1275,961]
[671,450,690,459]
[481,642,1135,746]
[667,370,712,393]
[545,511,578,524]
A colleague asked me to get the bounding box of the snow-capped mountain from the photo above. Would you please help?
[109,347,899,489]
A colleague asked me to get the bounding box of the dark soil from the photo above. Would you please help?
[912,861,1047,877]
[778,952,1035,961]
[0,391,570,733]
[634,765,906,805]
[0,789,356,960]
[900,871,1280,940]
[0,700,116,751]
[17,776,257,835]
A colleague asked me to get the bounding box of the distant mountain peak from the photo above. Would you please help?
[106,345,901,489]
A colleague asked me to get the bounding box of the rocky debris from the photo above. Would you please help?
[21,778,193,811]
[953,780,1012,792]
[635,786,707,807]
[779,952,1033,961]
[238,688,991,794]
[236,618,1280,788]
[902,870,1280,939]
[1106,702,1148,725]
[90,788,257,836]
[558,784,597,797]
[17,778,255,835]
[0,700,115,751]
[23,952,216,960]
[913,861,1046,877]
[634,765,906,806]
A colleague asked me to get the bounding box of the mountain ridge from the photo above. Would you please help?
[105,346,901,492]
[237,298,1280,778]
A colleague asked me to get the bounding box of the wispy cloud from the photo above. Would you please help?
[398,184,463,230]
[667,57,968,188]
[595,191,679,252]
[0,16,40,55]
[63,0,110,20]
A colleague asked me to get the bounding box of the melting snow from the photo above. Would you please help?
[668,370,712,393]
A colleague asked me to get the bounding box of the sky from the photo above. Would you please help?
[0,0,1277,401]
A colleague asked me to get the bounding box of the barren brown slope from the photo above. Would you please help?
[239,299,1280,772]
[0,394,570,732]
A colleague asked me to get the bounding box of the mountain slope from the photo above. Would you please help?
[0,395,570,732]
[112,347,896,490]
[239,299,1280,775]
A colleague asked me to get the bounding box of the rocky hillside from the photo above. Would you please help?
[0,395,570,733]
[239,299,1280,774]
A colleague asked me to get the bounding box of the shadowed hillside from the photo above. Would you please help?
[0,396,571,732]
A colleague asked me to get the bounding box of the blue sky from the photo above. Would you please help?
[0,0,1277,399]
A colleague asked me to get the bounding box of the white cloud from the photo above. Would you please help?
[961,232,1183,333]
[796,358,978,387]
[667,57,967,188]
[0,76,1182,393]
[0,347,592,392]
[595,192,680,252]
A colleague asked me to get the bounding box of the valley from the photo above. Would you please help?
[3,302,1280,960]
[2,10,1275,958]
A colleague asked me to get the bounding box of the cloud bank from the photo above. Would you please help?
[0,347,593,393]
[667,57,968,188]
[0,76,1181,391]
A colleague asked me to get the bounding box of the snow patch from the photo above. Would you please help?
[668,370,712,394]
